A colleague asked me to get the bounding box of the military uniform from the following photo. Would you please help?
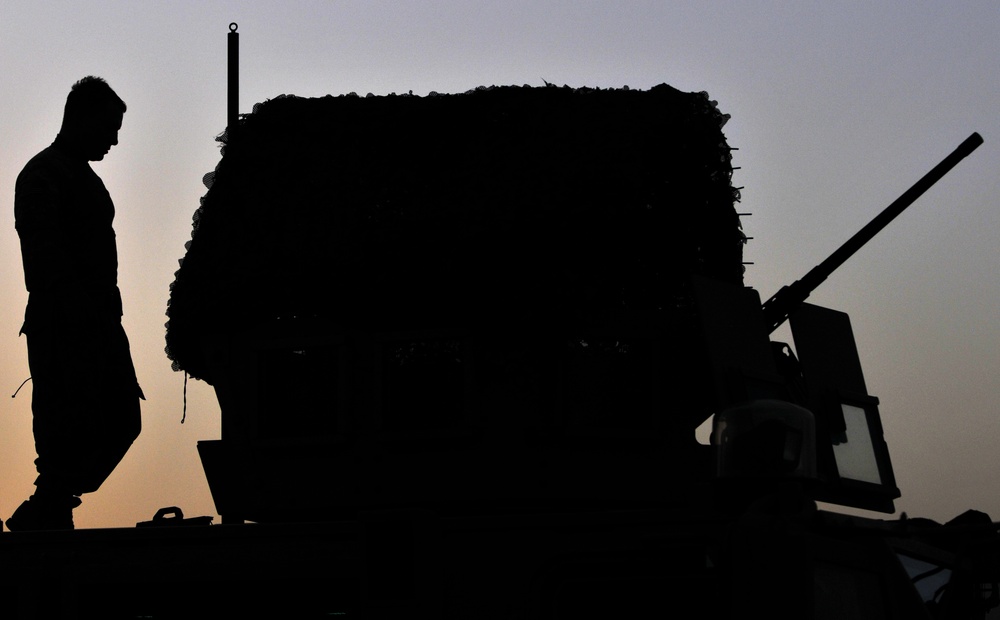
[12,137,142,516]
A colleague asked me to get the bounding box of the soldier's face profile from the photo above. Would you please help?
[82,104,124,161]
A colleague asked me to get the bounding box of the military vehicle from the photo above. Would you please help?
[0,24,993,620]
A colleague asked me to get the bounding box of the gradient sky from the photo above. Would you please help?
[1,1,997,530]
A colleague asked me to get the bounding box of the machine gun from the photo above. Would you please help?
[708,132,984,515]
[760,132,984,334]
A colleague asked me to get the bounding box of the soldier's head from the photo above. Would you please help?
[60,76,126,161]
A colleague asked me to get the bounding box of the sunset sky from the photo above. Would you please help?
[1,1,998,529]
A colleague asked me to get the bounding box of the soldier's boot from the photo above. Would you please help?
[5,493,81,531]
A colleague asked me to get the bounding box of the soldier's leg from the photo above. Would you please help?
[7,329,87,530]
[8,324,141,530]
[59,321,142,495]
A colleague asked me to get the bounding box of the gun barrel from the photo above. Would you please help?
[761,132,983,334]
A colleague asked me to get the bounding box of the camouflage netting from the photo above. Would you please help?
[166,83,745,383]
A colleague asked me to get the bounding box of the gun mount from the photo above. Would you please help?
[165,79,983,522]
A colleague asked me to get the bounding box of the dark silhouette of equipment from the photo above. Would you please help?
[2,24,994,620]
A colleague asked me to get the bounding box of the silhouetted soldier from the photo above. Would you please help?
[6,76,143,531]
